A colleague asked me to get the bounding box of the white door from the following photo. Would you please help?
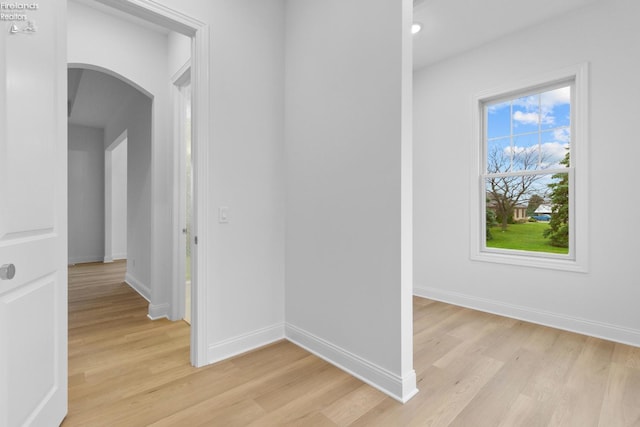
[0,1,68,426]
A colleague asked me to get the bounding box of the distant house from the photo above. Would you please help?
[512,205,528,222]
[486,192,528,222]
[534,204,553,215]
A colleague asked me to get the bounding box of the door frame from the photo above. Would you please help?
[171,62,192,323]
[91,0,210,367]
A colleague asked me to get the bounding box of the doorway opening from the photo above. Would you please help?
[67,0,210,367]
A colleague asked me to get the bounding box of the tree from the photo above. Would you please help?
[486,145,551,231]
[486,199,498,240]
[526,194,545,217]
[543,151,570,247]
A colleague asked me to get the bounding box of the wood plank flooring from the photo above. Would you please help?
[64,261,640,426]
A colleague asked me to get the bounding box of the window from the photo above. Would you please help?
[471,65,588,272]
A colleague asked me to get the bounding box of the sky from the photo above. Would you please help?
[486,85,571,173]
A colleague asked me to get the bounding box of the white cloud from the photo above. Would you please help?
[541,141,568,161]
[503,141,568,169]
[513,111,539,125]
[506,145,534,155]
[511,86,570,127]
[553,128,570,143]
[541,86,571,108]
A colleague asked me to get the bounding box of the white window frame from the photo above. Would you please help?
[470,63,589,272]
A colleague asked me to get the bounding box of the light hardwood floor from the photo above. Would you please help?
[64,261,640,426]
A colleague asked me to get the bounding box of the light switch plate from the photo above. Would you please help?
[219,206,229,223]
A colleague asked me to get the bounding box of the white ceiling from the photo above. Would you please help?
[68,69,141,129]
[413,0,599,70]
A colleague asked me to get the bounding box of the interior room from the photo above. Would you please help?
[1,0,638,425]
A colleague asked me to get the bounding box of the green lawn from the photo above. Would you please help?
[487,222,569,254]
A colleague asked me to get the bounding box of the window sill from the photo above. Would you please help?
[471,248,588,273]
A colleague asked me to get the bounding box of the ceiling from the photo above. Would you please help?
[68,69,142,129]
[412,0,599,69]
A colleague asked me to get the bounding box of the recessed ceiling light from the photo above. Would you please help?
[411,22,422,35]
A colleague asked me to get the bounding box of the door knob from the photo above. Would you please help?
[0,264,16,280]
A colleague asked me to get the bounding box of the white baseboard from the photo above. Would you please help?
[285,323,418,403]
[207,323,285,364]
[124,272,151,302]
[125,273,168,320]
[414,285,640,348]
[104,253,126,263]
[148,303,170,320]
[68,255,103,265]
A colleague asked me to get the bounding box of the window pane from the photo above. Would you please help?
[487,101,511,139]
[485,173,569,254]
[512,133,539,171]
[487,137,511,173]
[512,94,539,135]
[541,129,570,169]
[540,86,571,130]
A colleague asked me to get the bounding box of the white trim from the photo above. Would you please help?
[285,324,419,404]
[104,254,125,263]
[124,272,151,302]
[95,0,210,368]
[414,286,640,348]
[171,60,191,87]
[190,23,210,368]
[400,0,417,403]
[207,324,285,364]
[170,69,189,322]
[470,62,589,272]
[68,256,103,264]
[148,303,170,320]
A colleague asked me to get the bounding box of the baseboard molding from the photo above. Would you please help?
[285,323,418,403]
[414,285,640,348]
[104,253,127,263]
[68,255,103,265]
[124,272,151,302]
[207,323,285,364]
[148,303,170,320]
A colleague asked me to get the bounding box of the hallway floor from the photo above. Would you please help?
[64,261,640,426]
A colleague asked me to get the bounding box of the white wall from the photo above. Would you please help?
[188,0,287,362]
[68,124,105,264]
[104,93,153,301]
[413,0,640,346]
[168,31,190,78]
[110,139,127,260]
[285,0,416,402]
